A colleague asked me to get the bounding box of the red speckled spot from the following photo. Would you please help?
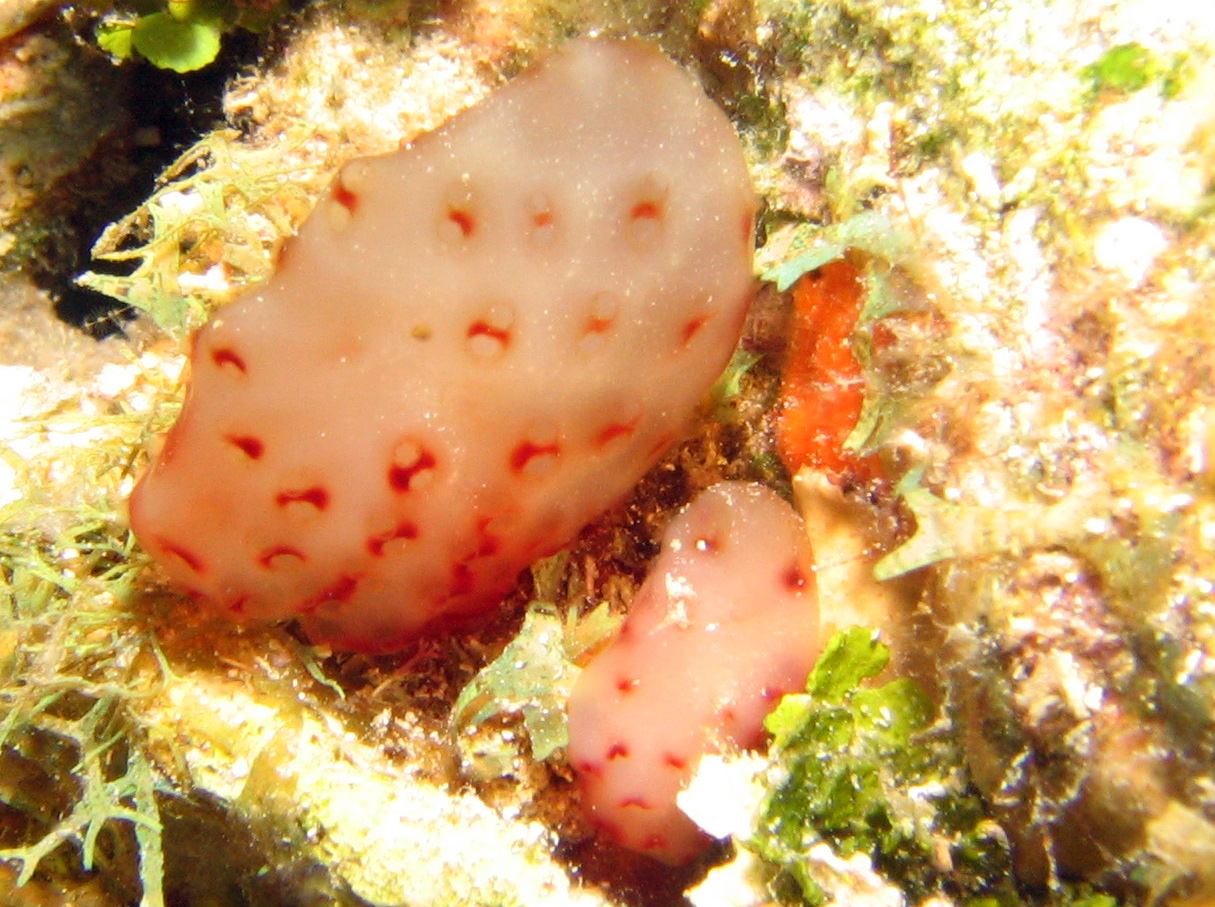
[467,320,511,347]
[450,562,475,596]
[591,816,625,841]
[156,538,204,573]
[640,834,668,852]
[645,433,677,461]
[227,595,248,614]
[606,742,629,760]
[366,521,419,557]
[615,676,638,694]
[680,314,711,348]
[783,564,807,591]
[663,752,687,770]
[584,314,613,335]
[210,347,247,373]
[473,516,502,557]
[226,434,264,460]
[630,200,662,220]
[329,575,359,601]
[257,545,306,569]
[594,419,638,447]
[577,293,619,354]
[509,440,561,475]
[388,444,437,492]
[447,208,475,238]
[276,486,329,510]
[333,182,359,214]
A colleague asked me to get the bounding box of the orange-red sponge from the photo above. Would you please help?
[776,259,882,486]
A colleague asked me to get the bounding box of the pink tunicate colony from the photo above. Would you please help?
[566,482,820,864]
[129,40,756,652]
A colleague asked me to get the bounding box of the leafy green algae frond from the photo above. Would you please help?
[453,600,592,776]
[751,628,1012,906]
[451,551,624,780]
[98,0,289,73]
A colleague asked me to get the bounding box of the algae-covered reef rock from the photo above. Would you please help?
[6,0,1215,904]
[0,13,129,275]
[135,636,606,907]
[753,0,1215,900]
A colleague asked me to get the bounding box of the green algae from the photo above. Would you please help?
[751,628,1011,906]
[1084,43,1155,95]
[77,131,313,336]
[0,517,166,905]
[452,599,597,776]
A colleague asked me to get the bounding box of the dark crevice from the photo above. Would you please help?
[18,16,267,337]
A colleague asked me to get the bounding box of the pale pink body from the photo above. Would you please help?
[567,482,820,864]
[130,40,756,651]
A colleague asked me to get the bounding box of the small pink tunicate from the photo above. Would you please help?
[567,482,820,864]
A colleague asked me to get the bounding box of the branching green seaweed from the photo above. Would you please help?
[0,523,168,906]
[451,602,579,778]
[759,211,913,294]
[77,130,315,336]
[0,370,172,904]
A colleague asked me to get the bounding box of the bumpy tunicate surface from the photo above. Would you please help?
[129,39,756,652]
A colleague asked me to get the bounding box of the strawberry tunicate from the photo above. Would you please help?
[130,39,756,652]
[567,482,819,864]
